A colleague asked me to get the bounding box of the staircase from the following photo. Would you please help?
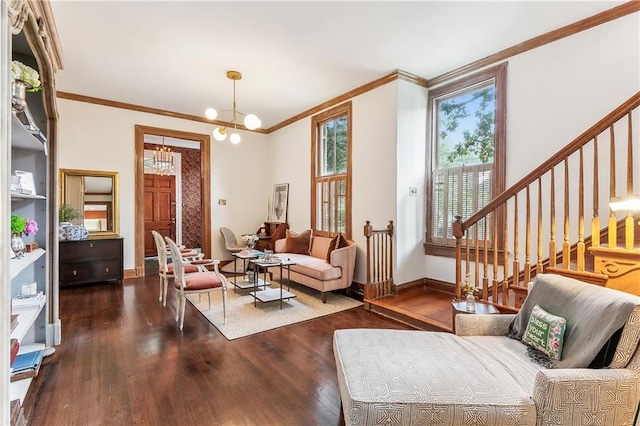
[363,92,640,330]
[454,92,640,309]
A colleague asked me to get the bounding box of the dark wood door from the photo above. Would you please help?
[144,174,176,256]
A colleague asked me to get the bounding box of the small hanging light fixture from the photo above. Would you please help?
[205,70,261,145]
[153,137,174,175]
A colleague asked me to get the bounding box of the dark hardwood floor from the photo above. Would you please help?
[24,274,416,425]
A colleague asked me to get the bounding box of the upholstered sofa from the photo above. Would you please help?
[333,273,640,425]
[272,232,356,303]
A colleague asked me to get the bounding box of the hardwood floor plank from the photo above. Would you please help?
[23,275,413,425]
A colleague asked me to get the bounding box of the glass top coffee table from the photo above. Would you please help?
[249,258,297,309]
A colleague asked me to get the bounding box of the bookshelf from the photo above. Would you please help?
[3,0,64,423]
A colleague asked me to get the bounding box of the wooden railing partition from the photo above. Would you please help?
[454,92,640,308]
[364,220,394,300]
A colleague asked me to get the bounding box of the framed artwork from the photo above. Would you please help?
[270,183,289,223]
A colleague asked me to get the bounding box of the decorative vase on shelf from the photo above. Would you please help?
[11,233,26,258]
[466,293,476,313]
[247,241,255,250]
[58,222,72,241]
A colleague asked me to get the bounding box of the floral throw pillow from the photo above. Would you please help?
[522,304,567,360]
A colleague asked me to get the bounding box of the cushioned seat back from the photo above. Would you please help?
[510,273,640,368]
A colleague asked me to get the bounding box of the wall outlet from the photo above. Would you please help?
[218,199,227,205]
[409,187,418,196]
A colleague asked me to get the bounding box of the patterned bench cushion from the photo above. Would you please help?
[333,329,541,426]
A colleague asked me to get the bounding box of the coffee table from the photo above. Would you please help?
[249,258,296,309]
[230,250,268,292]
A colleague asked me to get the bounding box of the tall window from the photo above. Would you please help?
[311,102,352,238]
[426,64,506,253]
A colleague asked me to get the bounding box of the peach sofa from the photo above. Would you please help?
[272,235,356,303]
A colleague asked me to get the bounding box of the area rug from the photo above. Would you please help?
[186,281,363,340]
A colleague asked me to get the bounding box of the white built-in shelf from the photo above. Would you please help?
[11,113,46,151]
[10,248,45,280]
[10,191,45,200]
[9,343,46,404]
[10,299,46,343]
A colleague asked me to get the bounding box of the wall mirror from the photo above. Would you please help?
[59,169,119,237]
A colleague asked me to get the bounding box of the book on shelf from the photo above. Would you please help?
[11,314,18,332]
[11,291,45,309]
[10,339,19,366]
[10,349,44,382]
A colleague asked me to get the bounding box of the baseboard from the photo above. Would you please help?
[46,319,62,346]
[124,269,137,279]
[424,278,456,294]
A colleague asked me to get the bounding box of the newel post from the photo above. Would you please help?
[453,215,464,300]
[364,220,373,286]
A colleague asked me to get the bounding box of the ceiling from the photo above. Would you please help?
[49,1,624,131]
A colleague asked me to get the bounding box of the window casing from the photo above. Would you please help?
[426,64,506,255]
[311,102,352,239]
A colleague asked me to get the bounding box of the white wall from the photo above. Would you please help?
[269,83,399,283]
[57,99,271,270]
[424,14,640,284]
[396,80,428,285]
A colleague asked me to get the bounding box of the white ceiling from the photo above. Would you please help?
[49,1,624,130]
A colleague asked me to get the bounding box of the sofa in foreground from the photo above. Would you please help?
[272,230,356,303]
[333,273,640,425]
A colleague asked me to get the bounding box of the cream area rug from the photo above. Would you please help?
[186,281,363,340]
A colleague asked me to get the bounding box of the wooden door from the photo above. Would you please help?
[144,174,176,256]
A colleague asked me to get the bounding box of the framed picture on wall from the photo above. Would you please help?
[270,183,289,223]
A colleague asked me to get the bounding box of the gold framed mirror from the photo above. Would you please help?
[59,169,119,238]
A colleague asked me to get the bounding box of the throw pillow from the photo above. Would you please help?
[325,234,339,263]
[522,304,567,360]
[336,233,350,249]
[284,229,312,255]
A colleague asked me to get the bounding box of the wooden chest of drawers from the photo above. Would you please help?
[59,238,123,287]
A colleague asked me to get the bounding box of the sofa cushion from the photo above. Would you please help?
[279,253,342,281]
[522,304,566,360]
[310,236,332,260]
[285,229,312,255]
[508,273,640,368]
[334,329,538,425]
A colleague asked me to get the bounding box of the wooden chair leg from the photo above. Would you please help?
[222,288,227,324]
[162,276,169,307]
[179,294,187,331]
[175,291,180,322]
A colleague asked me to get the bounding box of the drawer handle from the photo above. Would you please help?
[105,267,109,273]
[73,270,77,276]
[89,242,94,248]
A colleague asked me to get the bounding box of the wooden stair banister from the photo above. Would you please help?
[454,91,640,308]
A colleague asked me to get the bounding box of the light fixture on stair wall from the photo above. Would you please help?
[153,137,174,175]
[205,70,261,145]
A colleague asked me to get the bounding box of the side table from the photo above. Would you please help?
[451,300,499,333]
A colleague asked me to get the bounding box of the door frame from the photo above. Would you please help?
[134,125,211,277]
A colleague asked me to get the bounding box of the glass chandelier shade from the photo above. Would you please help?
[205,70,261,144]
[153,137,174,175]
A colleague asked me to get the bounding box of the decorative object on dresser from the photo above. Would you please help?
[59,238,124,287]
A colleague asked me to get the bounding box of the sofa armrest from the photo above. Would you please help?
[330,243,357,286]
[455,314,516,336]
[532,369,640,425]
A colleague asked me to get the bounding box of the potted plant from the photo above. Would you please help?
[59,203,82,223]
[58,204,83,241]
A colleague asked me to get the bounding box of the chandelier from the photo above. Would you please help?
[153,137,174,175]
[205,70,261,144]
